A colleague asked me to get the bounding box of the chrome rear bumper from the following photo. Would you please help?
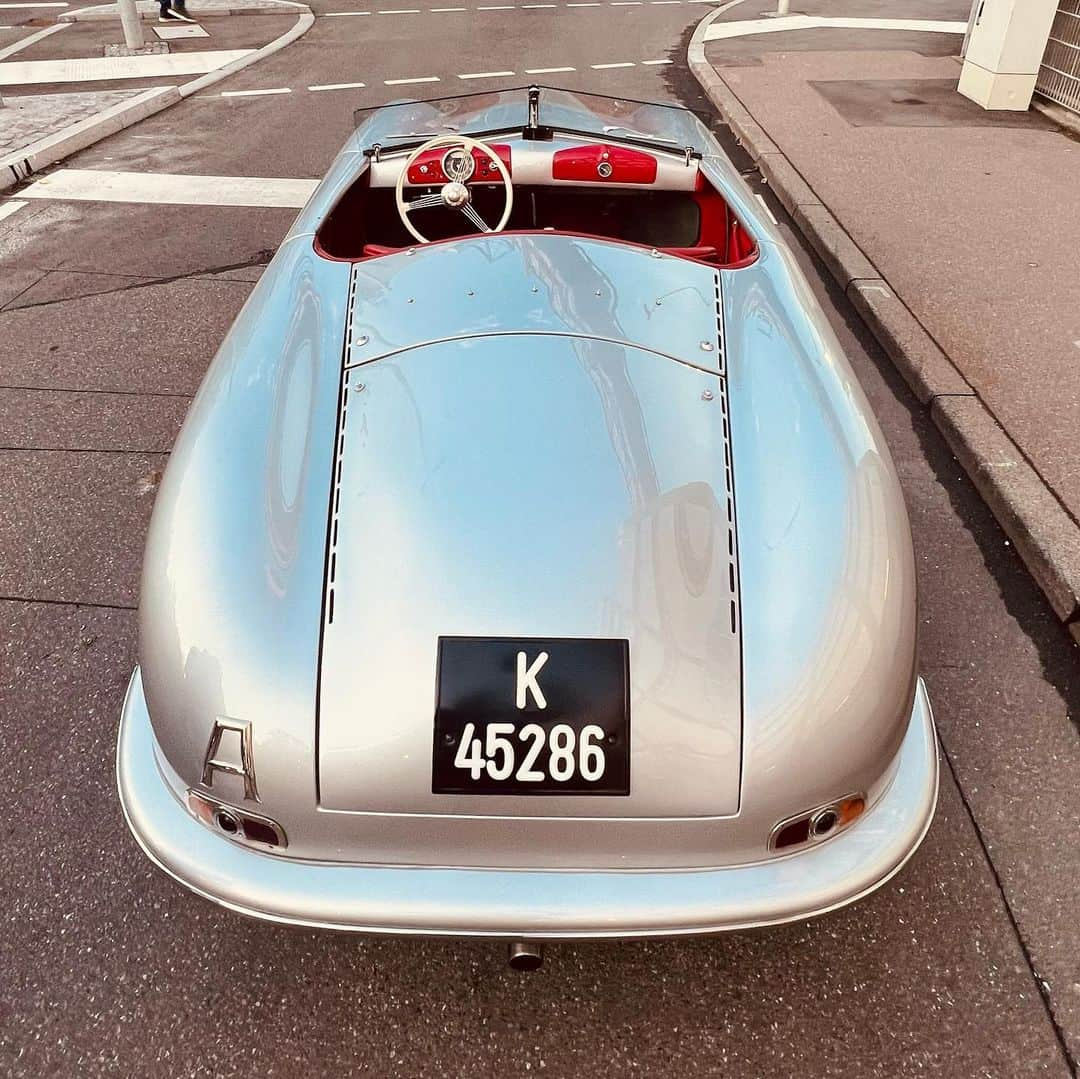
[117,672,938,939]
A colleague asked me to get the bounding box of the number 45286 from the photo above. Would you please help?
[453,722,607,783]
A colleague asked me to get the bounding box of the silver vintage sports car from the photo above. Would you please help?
[117,88,938,966]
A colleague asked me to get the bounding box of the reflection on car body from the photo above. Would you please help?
[117,87,938,966]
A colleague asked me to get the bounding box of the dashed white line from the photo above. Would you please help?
[611,3,643,6]
[459,69,515,79]
[429,6,465,9]
[525,65,576,73]
[323,11,372,16]
[0,200,28,223]
[591,61,634,68]
[378,7,419,11]
[641,57,672,64]
[384,75,440,84]
[522,4,556,7]
[566,4,600,7]
[477,4,514,7]
[221,86,291,97]
[309,80,366,91]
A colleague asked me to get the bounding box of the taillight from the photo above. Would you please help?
[770,794,866,851]
[188,791,287,849]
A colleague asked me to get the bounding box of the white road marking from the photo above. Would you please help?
[0,200,28,223]
[0,22,65,62]
[378,7,419,12]
[522,3,556,6]
[611,3,643,5]
[429,6,465,9]
[323,9,371,13]
[309,80,366,91]
[0,3,68,7]
[703,14,966,41]
[566,3,600,6]
[221,86,291,96]
[641,57,672,64]
[0,48,251,85]
[385,75,440,84]
[19,169,318,208]
[477,4,514,8]
[525,65,575,73]
[592,61,634,68]
[459,69,515,79]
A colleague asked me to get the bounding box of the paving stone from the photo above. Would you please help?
[0,89,145,158]
[0,387,189,450]
[0,276,249,394]
[0,448,164,606]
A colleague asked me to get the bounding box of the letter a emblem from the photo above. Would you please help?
[515,650,549,710]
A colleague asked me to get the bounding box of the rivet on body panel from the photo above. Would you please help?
[700,341,714,352]
[701,389,714,401]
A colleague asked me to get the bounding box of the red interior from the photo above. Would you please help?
[314,147,759,269]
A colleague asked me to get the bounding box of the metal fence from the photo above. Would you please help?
[1037,0,1080,111]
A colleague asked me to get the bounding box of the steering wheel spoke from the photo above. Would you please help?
[459,203,492,233]
[403,192,446,213]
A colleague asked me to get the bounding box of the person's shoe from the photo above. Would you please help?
[172,2,198,19]
[159,7,188,19]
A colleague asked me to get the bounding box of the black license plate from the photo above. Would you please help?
[432,637,630,795]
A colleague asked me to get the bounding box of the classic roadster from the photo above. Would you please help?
[117,88,938,967]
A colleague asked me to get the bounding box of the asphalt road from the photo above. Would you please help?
[2,2,1079,1076]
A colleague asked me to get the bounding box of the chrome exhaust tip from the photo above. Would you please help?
[507,940,544,971]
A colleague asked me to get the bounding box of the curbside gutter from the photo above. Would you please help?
[0,0,313,194]
[689,10,1080,646]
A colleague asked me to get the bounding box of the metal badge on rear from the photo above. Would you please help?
[432,637,630,795]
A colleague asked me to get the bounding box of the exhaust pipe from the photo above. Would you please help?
[507,940,544,971]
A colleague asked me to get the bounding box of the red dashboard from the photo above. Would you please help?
[552,144,658,185]
[404,143,664,187]
[406,144,513,185]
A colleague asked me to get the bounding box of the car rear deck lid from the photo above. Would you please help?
[345,233,723,375]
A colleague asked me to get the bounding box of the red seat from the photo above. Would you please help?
[362,243,403,258]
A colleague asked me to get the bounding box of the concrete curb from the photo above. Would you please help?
[0,0,313,194]
[688,9,1080,642]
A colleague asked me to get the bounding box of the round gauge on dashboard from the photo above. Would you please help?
[441,147,476,183]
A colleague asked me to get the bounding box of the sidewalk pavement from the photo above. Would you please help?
[690,0,1080,648]
[0,0,310,191]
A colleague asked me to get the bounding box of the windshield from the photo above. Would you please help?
[352,86,713,155]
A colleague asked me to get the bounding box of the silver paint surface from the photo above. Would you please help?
[124,92,935,922]
[318,330,741,816]
[346,234,722,374]
[118,671,938,936]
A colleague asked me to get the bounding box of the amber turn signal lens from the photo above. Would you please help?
[837,796,866,826]
[770,793,867,851]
